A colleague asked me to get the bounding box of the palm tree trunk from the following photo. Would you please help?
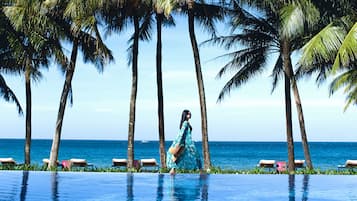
[188,1,211,170]
[49,38,79,168]
[156,13,166,168]
[127,16,139,169]
[24,58,31,165]
[291,76,313,169]
[282,40,295,173]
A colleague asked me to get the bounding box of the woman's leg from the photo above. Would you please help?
[169,168,176,175]
[169,145,185,162]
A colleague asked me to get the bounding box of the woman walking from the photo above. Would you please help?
[167,109,202,174]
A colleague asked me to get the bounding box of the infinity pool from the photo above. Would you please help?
[0,171,356,201]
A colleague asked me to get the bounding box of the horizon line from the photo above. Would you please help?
[1,137,356,143]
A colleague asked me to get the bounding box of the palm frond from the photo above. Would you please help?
[295,61,332,86]
[0,73,23,115]
[329,69,357,111]
[332,22,357,72]
[280,0,319,39]
[217,46,268,102]
[78,28,113,72]
[270,53,283,93]
[125,46,132,65]
[231,7,278,38]
[216,45,268,78]
[192,3,226,37]
[156,0,176,17]
[162,12,175,27]
[139,11,154,41]
[299,22,345,69]
[201,34,243,50]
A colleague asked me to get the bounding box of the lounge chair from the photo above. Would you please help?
[338,160,357,169]
[0,157,17,166]
[112,158,127,167]
[42,158,61,167]
[257,160,276,168]
[294,160,305,168]
[62,158,93,170]
[112,158,140,170]
[140,158,159,171]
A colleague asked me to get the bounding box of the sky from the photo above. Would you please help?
[1,14,356,142]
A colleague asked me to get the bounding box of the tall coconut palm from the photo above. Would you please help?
[137,0,176,170]
[206,0,318,172]
[299,0,357,110]
[155,10,167,169]
[279,0,319,169]
[3,0,65,165]
[172,0,225,171]
[151,3,176,169]
[187,0,211,170]
[101,0,151,169]
[3,1,39,165]
[46,0,113,168]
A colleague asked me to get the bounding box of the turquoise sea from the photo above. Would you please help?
[0,139,356,170]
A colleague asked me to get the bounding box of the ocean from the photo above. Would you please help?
[0,139,356,170]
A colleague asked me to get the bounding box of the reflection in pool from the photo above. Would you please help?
[0,171,356,201]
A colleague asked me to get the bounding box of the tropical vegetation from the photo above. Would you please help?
[0,0,355,172]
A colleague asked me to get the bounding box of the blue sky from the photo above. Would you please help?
[1,15,356,142]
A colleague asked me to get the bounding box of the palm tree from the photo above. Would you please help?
[140,1,176,170]
[206,0,318,172]
[171,0,225,171]
[299,0,357,110]
[46,0,113,168]
[155,10,167,169]
[152,3,177,169]
[101,0,151,169]
[279,0,319,170]
[186,0,211,170]
[3,1,38,165]
[3,0,64,165]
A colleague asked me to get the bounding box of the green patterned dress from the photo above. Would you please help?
[166,121,202,170]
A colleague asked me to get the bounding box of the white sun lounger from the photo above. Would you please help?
[294,160,305,168]
[338,160,357,169]
[112,158,127,167]
[257,160,276,168]
[0,157,17,166]
[141,158,158,167]
[112,158,141,170]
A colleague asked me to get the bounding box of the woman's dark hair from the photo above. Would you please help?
[179,109,192,130]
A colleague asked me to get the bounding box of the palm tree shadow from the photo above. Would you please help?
[301,175,309,201]
[20,171,29,201]
[199,174,209,201]
[289,175,296,201]
[156,174,164,201]
[127,173,134,201]
[51,172,59,201]
[289,174,310,201]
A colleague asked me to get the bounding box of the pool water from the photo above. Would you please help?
[0,171,356,201]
